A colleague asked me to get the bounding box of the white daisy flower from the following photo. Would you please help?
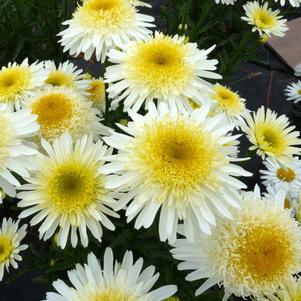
[24,86,109,141]
[260,157,301,197]
[0,218,28,281]
[274,0,301,7]
[242,2,288,38]
[18,133,119,249]
[58,0,155,63]
[208,84,247,127]
[241,106,301,162]
[44,61,91,94]
[43,248,177,301]
[105,32,222,113]
[0,104,39,197]
[285,81,301,103]
[103,102,251,242]
[171,190,301,299]
[295,64,301,77]
[0,58,46,110]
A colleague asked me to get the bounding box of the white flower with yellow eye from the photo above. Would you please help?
[105,32,221,113]
[171,189,301,300]
[18,133,119,249]
[285,81,301,104]
[58,0,155,62]
[0,58,46,110]
[44,248,177,301]
[103,102,250,242]
[0,218,28,281]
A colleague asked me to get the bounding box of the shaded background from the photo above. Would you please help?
[0,0,300,300]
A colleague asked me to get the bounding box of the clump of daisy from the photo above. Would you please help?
[171,189,301,299]
[209,84,247,126]
[260,157,301,198]
[44,247,177,300]
[0,218,28,281]
[285,81,301,104]
[242,2,288,39]
[18,133,119,249]
[58,0,155,62]
[274,0,301,7]
[44,60,91,94]
[241,106,301,162]
[103,102,250,242]
[0,104,39,197]
[0,58,46,110]
[105,32,222,112]
[86,76,106,112]
[295,63,301,77]
[25,86,108,141]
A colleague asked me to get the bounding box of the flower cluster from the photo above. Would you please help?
[0,1,301,301]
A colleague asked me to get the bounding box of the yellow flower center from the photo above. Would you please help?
[254,9,276,29]
[255,124,286,155]
[298,89,301,95]
[88,79,106,106]
[0,235,12,262]
[31,93,74,140]
[134,117,224,205]
[45,71,73,87]
[0,67,31,102]
[76,0,135,33]
[91,288,137,301]
[125,35,192,97]
[45,160,104,216]
[277,168,296,182]
[232,225,294,284]
[212,85,244,116]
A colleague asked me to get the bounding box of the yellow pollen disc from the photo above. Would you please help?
[254,9,276,29]
[232,225,294,284]
[255,124,286,155]
[212,86,243,115]
[88,80,106,105]
[46,160,103,215]
[31,93,74,140]
[126,36,192,96]
[134,118,223,204]
[91,288,137,301]
[0,235,12,262]
[45,71,74,87]
[77,0,135,33]
[0,67,31,102]
[298,89,301,95]
[277,167,296,182]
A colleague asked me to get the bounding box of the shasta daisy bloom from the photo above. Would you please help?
[209,84,247,126]
[43,247,177,301]
[285,81,301,104]
[58,0,155,63]
[103,102,250,242]
[274,0,301,7]
[105,32,222,113]
[44,61,91,94]
[0,104,39,197]
[25,86,108,141]
[260,157,301,197]
[86,77,106,112]
[242,2,288,38]
[295,64,301,77]
[18,133,119,249]
[170,190,301,299]
[0,58,46,110]
[0,218,28,281]
[241,106,301,162]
